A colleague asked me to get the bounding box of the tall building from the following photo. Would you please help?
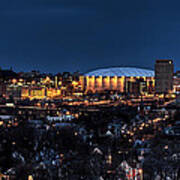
[155,60,174,94]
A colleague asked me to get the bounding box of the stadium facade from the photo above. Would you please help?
[80,67,155,94]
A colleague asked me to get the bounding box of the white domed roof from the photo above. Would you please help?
[85,67,154,77]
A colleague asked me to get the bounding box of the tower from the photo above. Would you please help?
[155,60,174,94]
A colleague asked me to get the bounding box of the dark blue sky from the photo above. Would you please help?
[0,0,180,73]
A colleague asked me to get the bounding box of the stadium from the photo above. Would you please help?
[81,67,155,94]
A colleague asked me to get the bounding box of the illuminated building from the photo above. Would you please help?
[6,85,22,99]
[46,88,61,98]
[155,60,174,94]
[81,67,155,94]
[21,87,29,99]
[173,71,180,94]
[0,68,18,97]
[29,87,46,99]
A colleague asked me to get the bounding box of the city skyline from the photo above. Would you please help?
[1,0,180,73]
[1,1,180,179]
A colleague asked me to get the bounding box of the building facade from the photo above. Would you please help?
[173,71,180,94]
[155,60,174,94]
[80,67,155,95]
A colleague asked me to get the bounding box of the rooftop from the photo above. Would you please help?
[85,67,154,77]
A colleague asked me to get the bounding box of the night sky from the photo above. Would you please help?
[0,0,180,73]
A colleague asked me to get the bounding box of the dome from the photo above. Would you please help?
[85,67,154,77]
